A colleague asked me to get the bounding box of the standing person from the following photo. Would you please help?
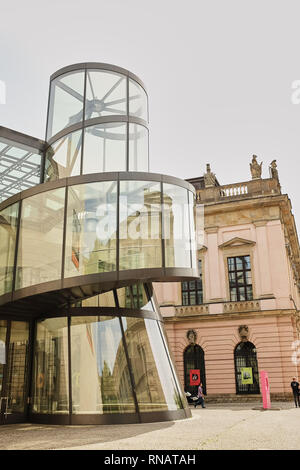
[291,377,300,408]
[194,382,206,409]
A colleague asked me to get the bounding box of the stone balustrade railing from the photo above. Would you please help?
[196,177,281,203]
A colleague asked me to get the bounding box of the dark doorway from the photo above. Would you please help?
[184,343,206,400]
[234,341,260,394]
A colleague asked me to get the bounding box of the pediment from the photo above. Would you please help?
[219,237,256,249]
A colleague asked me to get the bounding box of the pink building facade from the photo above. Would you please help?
[154,162,300,401]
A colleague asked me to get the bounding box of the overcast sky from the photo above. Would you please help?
[1,0,300,231]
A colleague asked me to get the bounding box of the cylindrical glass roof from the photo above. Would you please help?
[45,64,149,181]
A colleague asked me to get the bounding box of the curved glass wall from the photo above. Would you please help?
[119,180,162,270]
[65,181,118,278]
[45,65,149,181]
[47,71,85,140]
[16,188,65,289]
[0,203,19,296]
[31,312,186,417]
[85,70,127,119]
[32,317,69,414]
[0,177,196,297]
[44,123,149,182]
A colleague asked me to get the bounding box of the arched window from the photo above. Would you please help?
[234,341,260,394]
[184,344,206,398]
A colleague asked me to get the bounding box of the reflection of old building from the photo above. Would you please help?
[155,160,300,401]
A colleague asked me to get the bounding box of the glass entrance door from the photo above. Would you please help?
[0,321,30,424]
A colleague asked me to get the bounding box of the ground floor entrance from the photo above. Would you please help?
[0,320,31,424]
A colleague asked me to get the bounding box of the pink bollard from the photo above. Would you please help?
[260,370,271,409]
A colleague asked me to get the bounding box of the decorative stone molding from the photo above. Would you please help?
[223,300,260,313]
[219,237,256,250]
[176,305,209,316]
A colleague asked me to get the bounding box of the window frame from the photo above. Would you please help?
[181,259,203,306]
[227,255,253,302]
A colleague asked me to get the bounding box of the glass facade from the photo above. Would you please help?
[122,317,182,411]
[45,66,149,181]
[0,203,19,295]
[65,181,117,277]
[0,179,196,293]
[71,316,135,414]
[85,70,127,119]
[44,130,82,181]
[0,137,42,203]
[0,64,196,425]
[163,183,191,268]
[16,188,65,289]
[47,71,85,139]
[32,318,69,414]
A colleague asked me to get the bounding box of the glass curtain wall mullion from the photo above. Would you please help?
[156,320,185,410]
[61,186,69,281]
[80,69,87,176]
[126,76,129,172]
[67,315,72,421]
[118,314,141,420]
[160,181,165,269]
[12,200,22,293]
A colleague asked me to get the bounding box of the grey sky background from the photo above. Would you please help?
[1,0,300,231]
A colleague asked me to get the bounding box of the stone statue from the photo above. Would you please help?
[269,159,279,180]
[250,155,262,179]
[204,163,216,188]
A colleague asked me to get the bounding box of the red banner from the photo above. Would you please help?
[190,369,201,386]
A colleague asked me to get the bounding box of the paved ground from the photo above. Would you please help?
[0,402,299,450]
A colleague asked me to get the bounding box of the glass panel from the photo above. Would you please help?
[71,316,135,414]
[236,257,244,270]
[0,203,19,295]
[197,290,203,304]
[117,284,152,310]
[6,322,29,414]
[244,255,251,269]
[0,138,42,203]
[128,124,149,172]
[83,123,127,174]
[47,71,85,139]
[44,130,82,182]
[182,292,188,305]
[189,281,195,290]
[182,282,188,291]
[0,321,7,395]
[163,184,191,268]
[32,318,69,414]
[189,292,196,305]
[239,287,246,301]
[85,70,127,119]
[129,79,148,121]
[230,288,237,301]
[121,317,182,411]
[65,181,117,278]
[245,271,252,285]
[119,181,162,270]
[16,188,65,289]
[246,286,253,300]
[237,272,244,285]
[228,258,235,271]
[188,191,197,270]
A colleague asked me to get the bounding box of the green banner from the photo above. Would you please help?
[241,367,253,384]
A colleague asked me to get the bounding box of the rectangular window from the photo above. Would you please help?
[181,259,203,305]
[227,255,253,301]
